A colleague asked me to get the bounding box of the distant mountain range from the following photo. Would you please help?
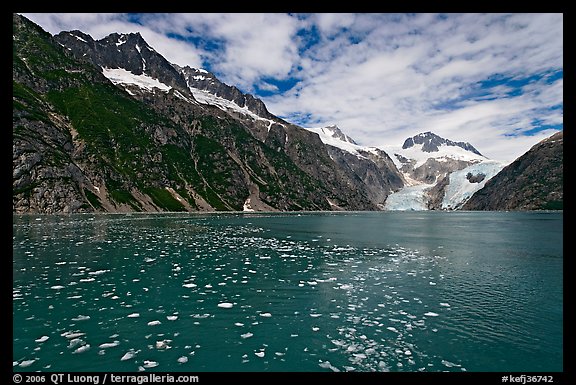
[12,14,562,213]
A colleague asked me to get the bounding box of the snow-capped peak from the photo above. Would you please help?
[321,125,357,145]
[402,131,483,156]
[305,126,369,158]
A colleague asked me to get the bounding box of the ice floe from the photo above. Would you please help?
[35,335,49,343]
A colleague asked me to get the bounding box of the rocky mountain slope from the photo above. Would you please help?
[13,14,401,213]
[462,131,563,210]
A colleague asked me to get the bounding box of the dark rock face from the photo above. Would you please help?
[466,172,486,183]
[54,30,192,94]
[324,146,404,207]
[402,131,483,156]
[400,157,475,184]
[462,131,563,210]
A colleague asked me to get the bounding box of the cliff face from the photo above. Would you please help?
[462,131,563,210]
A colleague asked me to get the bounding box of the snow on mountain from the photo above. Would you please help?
[441,160,505,209]
[189,86,278,128]
[382,142,486,170]
[101,67,172,94]
[305,125,384,160]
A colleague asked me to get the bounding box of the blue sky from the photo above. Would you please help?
[23,13,563,163]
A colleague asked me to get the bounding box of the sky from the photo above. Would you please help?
[22,13,563,163]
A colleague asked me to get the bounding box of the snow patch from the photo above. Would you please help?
[102,67,171,93]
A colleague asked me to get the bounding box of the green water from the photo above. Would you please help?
[13,211,563,372]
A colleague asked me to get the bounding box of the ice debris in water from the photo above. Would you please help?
[147,320,161,326]
[62,331,86,339]
[35,336,49,343]
[424,312,439,317]
[241,332,254,339]
[120,349,139,361]
[50,285,65,290]
[255,351,265,358]
[99,341,120,349]
[217,302,234,308]
[143,360,159,368]
[127,313,140,318]
[260,312,272,317]
[319,360,340,372]
[72,344,91,354]
[72,315,90,321]
[19,359,36,368]
[167,315,178,321]
[177,356,188,364]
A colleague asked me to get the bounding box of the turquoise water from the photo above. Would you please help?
[13,211,563,372]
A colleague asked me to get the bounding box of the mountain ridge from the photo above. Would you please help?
[13,14,562,213]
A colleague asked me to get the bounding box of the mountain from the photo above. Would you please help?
[380,131,499,210]
[14,14,401,213]
[402,131,482,156]
[462,131,563,210]
[305,125,405,208]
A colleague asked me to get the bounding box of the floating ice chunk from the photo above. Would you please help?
[120,350,138,361]
[147,320,161,326]
[88,270,109,275]
[312,327,320,332]
[155,340,171,349]
[79,278,95,282]
[255,351,265,358]
[217,302,234,309]
[424,312,439,317]
[310,313,322,318]
[73,344,91,354]
[386,327,399,333]
[19,359,36,367]
[183,283,197,288]
[143,360,159,368]
[144,258,156,263]
[241,332,253,339]
[260,312,272,317]
[99,341,120,349]
[319,360,340,372]
[35,336,49,343]
[234,323,244,327]
[177,356,188,364]
[72,315,90,321]
[442,359,461,368]
[51,285,65,290]
[167,315,178,321]
[62,331,86,339]
[127,313,140,318]
[440,303,451,307]
[404,350,412,355]
[429,282,436,285]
